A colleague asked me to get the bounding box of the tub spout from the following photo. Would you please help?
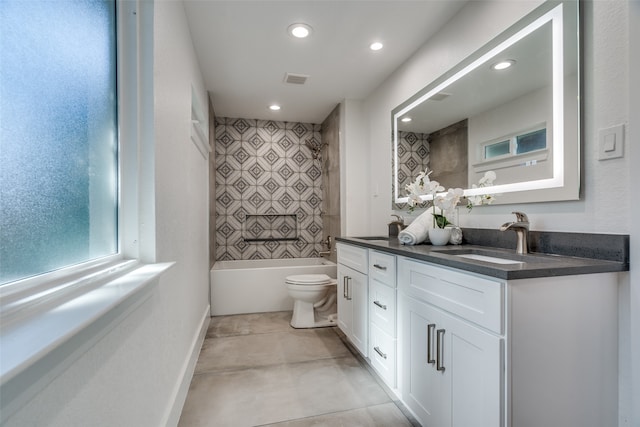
[319,236,333,257]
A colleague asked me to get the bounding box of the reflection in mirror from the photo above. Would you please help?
[392,1,579,209]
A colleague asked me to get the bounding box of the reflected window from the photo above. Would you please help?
[516,128,547,154]
[484,140,511,159]
[481,126,547,161]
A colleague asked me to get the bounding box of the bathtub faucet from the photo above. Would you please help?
[319,236,332,257]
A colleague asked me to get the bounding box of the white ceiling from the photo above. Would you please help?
[183,1,467,124]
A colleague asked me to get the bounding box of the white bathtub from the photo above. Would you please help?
[210,258,337,316]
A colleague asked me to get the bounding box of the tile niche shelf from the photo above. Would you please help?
[242,214,299,242]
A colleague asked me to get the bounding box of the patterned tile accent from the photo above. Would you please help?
[243,214,298,241]
[215,117,323,260]
[392,130,430,210]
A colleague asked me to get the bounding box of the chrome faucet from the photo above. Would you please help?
[319,235,332,257]
[500,212,530,254]
[388,215,406,237]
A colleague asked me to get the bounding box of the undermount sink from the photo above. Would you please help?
[432,248,549,265]
[454,253,524,265]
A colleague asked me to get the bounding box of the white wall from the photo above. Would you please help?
[626,2,639,426]
[340,99,371,236]
[3,2,211,426]
[360,1,634,425]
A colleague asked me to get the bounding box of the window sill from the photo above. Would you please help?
[0,260,173,423]
[472,148,549,172]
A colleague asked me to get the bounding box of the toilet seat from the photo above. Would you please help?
[285,274,332,286]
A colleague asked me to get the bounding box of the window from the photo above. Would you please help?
[0,0,118,285]
[481,126,547,161]
[484,140,510,159]
[515,128,546,155]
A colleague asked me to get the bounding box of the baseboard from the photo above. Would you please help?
[163,304,210,427]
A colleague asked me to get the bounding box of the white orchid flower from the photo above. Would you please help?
[426,181,444,194]
[478,170,497,186]
[407,193,423,207]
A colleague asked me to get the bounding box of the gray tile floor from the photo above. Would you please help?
[178,311,417,427]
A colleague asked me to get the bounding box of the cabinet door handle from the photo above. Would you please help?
[373,300,387,310]
[427,323,436,364]
[346,277,352,301]
[436,328,446,372]
[374,346,388,359]
[373,264,387,271]
[343,276,348,299]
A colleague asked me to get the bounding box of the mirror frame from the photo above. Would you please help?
[392,1,580,206]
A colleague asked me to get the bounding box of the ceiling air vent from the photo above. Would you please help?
[284,73,309,85]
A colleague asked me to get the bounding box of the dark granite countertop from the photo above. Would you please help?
[335,234,629,280]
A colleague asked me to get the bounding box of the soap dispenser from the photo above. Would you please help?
[388,215,406,237]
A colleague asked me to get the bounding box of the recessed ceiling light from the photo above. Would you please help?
[269,104,281,111]
[288,23,312,39]
[491,59,516,71]
[401,117,412,123]
[370,42,383,51]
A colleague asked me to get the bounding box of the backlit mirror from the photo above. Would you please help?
[392,1,579,208]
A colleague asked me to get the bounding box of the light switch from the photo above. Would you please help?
[598,124,624,160]
[603,134,616,152]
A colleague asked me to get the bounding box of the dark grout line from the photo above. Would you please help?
[191,353,359,377]
[251,402,413,427]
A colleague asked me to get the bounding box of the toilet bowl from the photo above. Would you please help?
[285,274,337,328]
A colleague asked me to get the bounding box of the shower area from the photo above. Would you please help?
[210,105,341,265]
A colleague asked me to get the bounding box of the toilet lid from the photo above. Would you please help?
[286,274,332,285]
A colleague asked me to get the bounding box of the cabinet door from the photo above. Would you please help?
[349,267,368,356]
[442,310,503,427]
[400,295,503,427]
[337,264,368,356]
[337,265,353,336]
[400,295,449,427]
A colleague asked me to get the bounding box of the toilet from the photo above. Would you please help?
[285,274,338,328]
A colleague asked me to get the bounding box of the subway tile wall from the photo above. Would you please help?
[214,117,324,260]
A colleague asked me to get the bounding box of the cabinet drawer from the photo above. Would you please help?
[369,279,396,336]
[369,250,396,287]
[398,257,504,334]
[369,323,396,388]
[337,243,368,274]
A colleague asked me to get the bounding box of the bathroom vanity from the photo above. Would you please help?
[335,236,627,427]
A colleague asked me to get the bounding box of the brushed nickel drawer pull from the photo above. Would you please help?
[373,264,387,271]
[427,323,436,364]
[374,346,388,359]
[373,300,387,310]
[436,328,446,372]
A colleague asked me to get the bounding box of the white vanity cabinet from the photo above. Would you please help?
[397,256,619,427]
[368,250,397,387]
[336,243,368,356]
[399,257,503,427]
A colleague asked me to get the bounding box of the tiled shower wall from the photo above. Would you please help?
[214,117,323,260]
[393,130,430,209]
[321,105,340,264]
